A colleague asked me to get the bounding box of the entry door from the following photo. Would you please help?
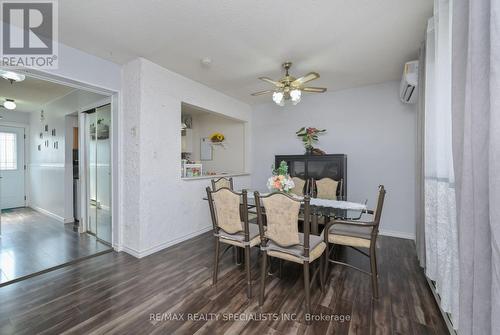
[0,125,25,210]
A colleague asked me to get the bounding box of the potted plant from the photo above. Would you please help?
[296,127,326,154]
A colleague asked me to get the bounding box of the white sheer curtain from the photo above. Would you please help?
[424,0,459,328]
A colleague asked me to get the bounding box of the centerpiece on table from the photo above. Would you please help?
[267,160,295,193]
[296,127,326,155]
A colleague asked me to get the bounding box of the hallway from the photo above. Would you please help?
[0,208,111,285]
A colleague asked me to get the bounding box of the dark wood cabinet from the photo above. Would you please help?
[275,154,347,197]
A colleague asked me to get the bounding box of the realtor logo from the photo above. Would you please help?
[1,1,58,68]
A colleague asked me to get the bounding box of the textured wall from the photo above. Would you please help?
[120,58,252,257]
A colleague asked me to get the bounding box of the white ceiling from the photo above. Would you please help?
[58,0,432,104]
[0,76,74,113]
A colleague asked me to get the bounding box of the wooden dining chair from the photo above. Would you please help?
[211,176,234,191]
[323,185,386,298]
[254,192,326,318]
[206,187,260,299]
[312,177,343,200]
[290,177,309,197]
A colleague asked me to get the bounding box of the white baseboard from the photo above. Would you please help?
[379,229,415,240]
[30,206,66,223]
[120,226,212,259]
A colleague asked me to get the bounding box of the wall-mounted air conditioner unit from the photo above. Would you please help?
[400,60,419,104]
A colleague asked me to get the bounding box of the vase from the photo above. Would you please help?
[305,147,313,155]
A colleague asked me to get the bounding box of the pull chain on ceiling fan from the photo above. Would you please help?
[251,62,327,106]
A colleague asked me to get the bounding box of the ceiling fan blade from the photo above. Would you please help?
[250,90,274,96]
[302,87,327,93]
[258,77,283,87]
[292,72,320,86]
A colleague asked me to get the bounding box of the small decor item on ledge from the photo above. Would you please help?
[296,127,326,154]
[311,147,326,155]
[267,160,295,193]
[209,132,225,143]
[209,132,226,148]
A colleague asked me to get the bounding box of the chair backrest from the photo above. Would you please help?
[313,177,339,200]
[372,185,386,230]
[290,177,307,197]
[254,192,312,257]
[206,187,249,240]
[211,177,234,191]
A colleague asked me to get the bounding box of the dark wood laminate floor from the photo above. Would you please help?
[0,231,448,335]
[0,207,111,285]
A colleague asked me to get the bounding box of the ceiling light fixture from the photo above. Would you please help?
[200,57,212,68]
[3,99,16,110]
[272,91,284,106]
[290,89,302,105]
[0,70,25,84]
[251,62,327,106]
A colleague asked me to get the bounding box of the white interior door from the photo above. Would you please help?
[0,125,26,210]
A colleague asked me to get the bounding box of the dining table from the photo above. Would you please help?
[204,190,368,235]
[204,190,368,265]
[205,189,369,267]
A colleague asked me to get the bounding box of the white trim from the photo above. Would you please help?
[29,163,65,168]
[379,229,415,240]
[30,205,66,223]
[120,226,212,258]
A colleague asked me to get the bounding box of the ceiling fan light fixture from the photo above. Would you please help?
[3,99,16,110]
[272,91,284,106]
[0,70,25,83]
[252,62,326,106]
[290,89,302,105]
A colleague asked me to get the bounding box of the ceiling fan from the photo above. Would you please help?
[251,62,327,106]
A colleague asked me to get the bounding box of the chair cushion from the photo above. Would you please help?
[329,223,372,239]
[213,178,231,191]
[212,189,242,234]
[328,223,373,248]
[262,195,301,246]
[315,178,339,200]
[219,223,261,247]
[290,177,306,197]
[265,233,326,264]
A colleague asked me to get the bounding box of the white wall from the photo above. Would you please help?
[0,110,30,124]
[121,58,252,257]
[189,113,246,174]
[252,81,416,239]
[29,90,106,223]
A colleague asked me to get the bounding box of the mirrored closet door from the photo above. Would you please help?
[85,104,112,244]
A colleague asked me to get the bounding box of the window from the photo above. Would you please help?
[0,132,17,170]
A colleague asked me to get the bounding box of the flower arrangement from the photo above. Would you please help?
[210,132,225,143]
[267,161,295,193]
[296,127,326,153]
